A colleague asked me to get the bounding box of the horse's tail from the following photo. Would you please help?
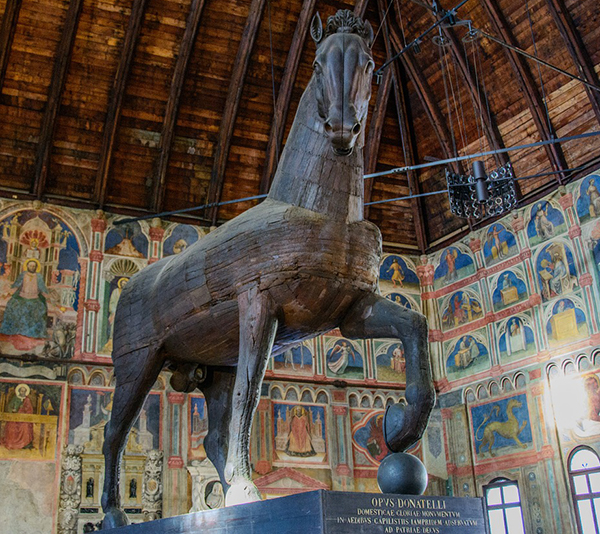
[475,405,500,441]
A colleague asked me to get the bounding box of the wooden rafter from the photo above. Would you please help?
[32,0,84,199]
[206,0,267,224]
[151,0,207,212]
[363,68,392,186]
[373,0,426,252]
[544,0,600,125]
[96,0,150,207]
[354,0,370,18]
[363,0,394,197]
[437,23,509,167]
[259,0,317,195]
[479,0,567,183]
[0,0,22,90]
[388,18,464,174]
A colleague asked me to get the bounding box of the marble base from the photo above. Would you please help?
[110,490,489,533]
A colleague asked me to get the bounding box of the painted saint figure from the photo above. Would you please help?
[444,249,458,283]
[534,203,554,240]
[0,259,49,338]
[102,277,129,352]
[391,343,405,373]
[366,414,388,462]
[587,179,600,218]
[489,225,506,259]
[387,259,404,287]
[1,384,34,450]
[327,341,355,375]
[507,318,526,355]
[285,406,315,457]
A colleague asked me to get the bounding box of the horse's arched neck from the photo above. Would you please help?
[267,78,364,223]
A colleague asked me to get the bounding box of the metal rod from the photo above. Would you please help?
[374,0,471,76]
[480,30,600,94]
[364,130,600,179]
[365,189,448,206]
[115,132,600,225]
[115,194,268,225]
[365,164,588,206]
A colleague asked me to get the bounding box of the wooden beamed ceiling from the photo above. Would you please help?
[0,0,599,252]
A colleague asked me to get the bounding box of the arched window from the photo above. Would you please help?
[483,478,526,534]
[569,446,600,533]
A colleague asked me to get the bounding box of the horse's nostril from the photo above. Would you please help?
[324,121,333,134]
[352,123,361,135]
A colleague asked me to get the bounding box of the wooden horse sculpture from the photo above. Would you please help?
[101,10,435,528]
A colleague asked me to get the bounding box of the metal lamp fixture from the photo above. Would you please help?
[447,161,517,219]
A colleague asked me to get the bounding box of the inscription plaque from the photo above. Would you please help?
[110,490,489,533]
[325,492,488,533]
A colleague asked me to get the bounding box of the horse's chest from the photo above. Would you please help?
[266,218,382,330]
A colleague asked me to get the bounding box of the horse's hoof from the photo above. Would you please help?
[225,480,262,507]
[384,403,408,452]
[101,508,129,530]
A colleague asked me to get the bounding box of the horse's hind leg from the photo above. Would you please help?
[197,367,236,494]
[224,286,277,506]
[340,293,435,452]
[101,346,164,529]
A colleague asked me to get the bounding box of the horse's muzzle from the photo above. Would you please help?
[324,114,360,156]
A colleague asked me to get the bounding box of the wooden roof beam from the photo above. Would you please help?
[354,0,370,18]
[95,0,150,208]
[480,0,568,184]
[544,0,600,125]
[259,0,317,195]
[0,0,22,91]
[32,0,84,199]
[151,0,207,212]
[206,0,267,224]
[388,18,464,174]
[374,0,426,252]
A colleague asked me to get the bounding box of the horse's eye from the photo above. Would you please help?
[313,62,323,75]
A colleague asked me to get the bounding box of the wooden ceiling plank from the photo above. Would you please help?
[388,17,463,174]
[371,0,426,250]
[259,0,317,195]
[544,0,600,125]
[0,0,22,91]
[206,0,267,224]
[151,0,208,212]
[95,0,150,208]
[479,0,568,183]
[32,0,85,199]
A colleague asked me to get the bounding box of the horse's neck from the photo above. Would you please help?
[267,79,364,223]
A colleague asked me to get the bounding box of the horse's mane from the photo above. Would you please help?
[324,9,370,39]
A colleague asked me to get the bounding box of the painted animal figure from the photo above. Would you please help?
[476,399,528,457]
[101,10,435,528]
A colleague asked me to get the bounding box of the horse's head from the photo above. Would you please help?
[311,10,374,156]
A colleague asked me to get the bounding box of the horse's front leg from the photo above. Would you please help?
[340,293,435,452]
[224,285,278,506]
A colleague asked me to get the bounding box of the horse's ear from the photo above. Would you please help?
[311,12,323,46]
[364,20,374,48]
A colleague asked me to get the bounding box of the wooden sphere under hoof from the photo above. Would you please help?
[377,452,428,495]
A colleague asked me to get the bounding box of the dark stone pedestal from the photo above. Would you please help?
[111,490,489,533]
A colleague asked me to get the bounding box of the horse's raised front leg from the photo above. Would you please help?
[224,285,278,506]
[340,293,435,452]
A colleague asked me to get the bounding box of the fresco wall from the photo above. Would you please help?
[1,170,600,533]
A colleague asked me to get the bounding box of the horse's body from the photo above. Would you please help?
[102,11,434,529]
